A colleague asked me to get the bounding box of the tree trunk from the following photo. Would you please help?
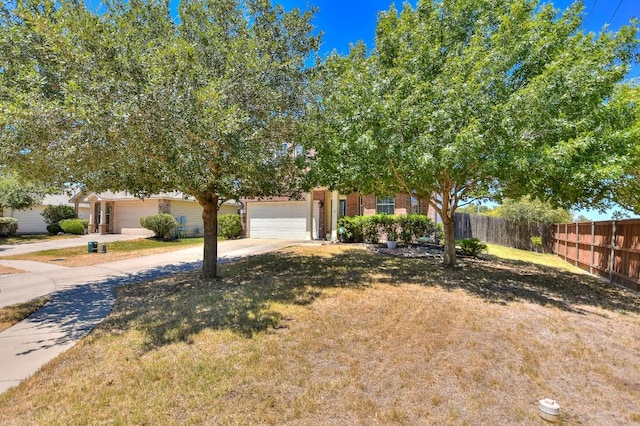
[199,192,219,279]
[442,214,457,267]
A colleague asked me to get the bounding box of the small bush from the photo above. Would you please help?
[46,224,62,235]
[218,214,242,239]
[139,213,178,239]
[458,237,487,257]
[338,214,436,245]
[531,236,542,252]
[0,217,19,236]
[41,204,77,226]
[59,218,88,235]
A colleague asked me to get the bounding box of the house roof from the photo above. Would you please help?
[69,191,240,206]
[69,191,196,204]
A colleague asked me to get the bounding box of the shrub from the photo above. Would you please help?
[337,216,365,243]
[0,217,19,236]
[46,224,62,235]
[531,236,543,252]
[458,237,487,257]
[218,214,242,239]
[139,213,178,239]
[41,204,77,226]
[338,214,437,245]
[59,218,88,235]
[397,214,436,244]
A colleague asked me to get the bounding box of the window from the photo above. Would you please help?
[339,199,347,218]
[411,197,419,214]
[376,196,395,214]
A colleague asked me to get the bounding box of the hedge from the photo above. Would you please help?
[337,214,436,244]
[59,218,89,235]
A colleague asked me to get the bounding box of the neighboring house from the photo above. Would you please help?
[70,191,240,236]
[243,189,440,241]
[1,193,90,234]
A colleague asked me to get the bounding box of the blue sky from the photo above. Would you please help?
[278,0,639,220]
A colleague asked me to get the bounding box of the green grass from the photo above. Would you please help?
[485,243,586,273]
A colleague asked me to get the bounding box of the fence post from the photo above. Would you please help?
[610,221,616,285]
[575,222,579,267]
[590,221,595,275]
[565,223,569,261]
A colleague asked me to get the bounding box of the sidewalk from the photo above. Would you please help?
[0,238,300,394]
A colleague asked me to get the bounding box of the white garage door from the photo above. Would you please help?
[249,201,318,240]
[115,201,159,234]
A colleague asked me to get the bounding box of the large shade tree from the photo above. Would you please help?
[610,85,640,215]
[312,0,639,265]
[0,0,319,278]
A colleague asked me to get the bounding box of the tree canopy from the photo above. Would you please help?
[312,0,639,265]
[0,172,48,211]
[489,196,573,224]
[0,0,320,277]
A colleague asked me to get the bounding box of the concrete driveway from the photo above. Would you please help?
[0,237,303,394]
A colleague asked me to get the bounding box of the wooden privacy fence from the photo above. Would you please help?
[455,213,554,253]
[554,219,640,291]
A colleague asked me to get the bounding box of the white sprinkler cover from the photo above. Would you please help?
[539,398,560,422]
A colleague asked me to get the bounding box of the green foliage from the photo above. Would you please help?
[0,217,19,236]
[46,224,62,235]
[397,214,437,244]
[41,205,77,226]
[491,196,572,224]
[0,173,48,211]
[0,0,320,279]
[218,214,242,240]
[59,218,88,235]
[337,214,435,244]
[313,0,639,266]
[531,236,542,250]
[139,214,178,239]
[458,238,487,257]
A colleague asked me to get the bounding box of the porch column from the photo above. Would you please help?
[99,200,107,234]
[88,202,96,233]
[307,193,313,241]
[330,191,339,242]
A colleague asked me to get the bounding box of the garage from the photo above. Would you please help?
[114,200,159,234]
[248,201,319,240]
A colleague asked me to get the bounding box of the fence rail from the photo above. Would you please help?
[553,220,640,292]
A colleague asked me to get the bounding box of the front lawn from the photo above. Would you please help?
[1,244,639,424]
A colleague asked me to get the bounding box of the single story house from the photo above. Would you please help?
[69,191,240,236]
[243,189,440,241]
[0,193,90,234]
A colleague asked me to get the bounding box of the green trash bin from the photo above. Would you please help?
[88,241,98,253]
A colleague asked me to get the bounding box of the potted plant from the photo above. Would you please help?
[386,229,398,249]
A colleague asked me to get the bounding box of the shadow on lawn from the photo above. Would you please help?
[99,247,640,353]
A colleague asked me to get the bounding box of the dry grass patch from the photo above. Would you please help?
[0,238,204,267]
[0,264,25,275]
[0,297,49,332]
[0,234,76,245]
[0,245,639,425]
